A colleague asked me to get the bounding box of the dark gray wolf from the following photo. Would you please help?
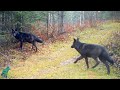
[71,38,115,74]
[12,28,44,52]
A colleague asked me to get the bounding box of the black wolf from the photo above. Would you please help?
[71,38,115,74]
[12,28,43,52]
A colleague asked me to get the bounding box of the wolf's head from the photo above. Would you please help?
[11,29,19,37]
[71,38,80,49]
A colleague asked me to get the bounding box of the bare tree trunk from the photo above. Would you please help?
[88,11,97,27]
[57,11,60,34]
[79,11,82,26]
[46,11,49,38]
[58,11,64,34]
[61,11,64,33]
[52,11,55,33]
[82,11,85,25]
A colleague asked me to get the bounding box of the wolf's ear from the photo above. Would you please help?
[73,38,76,42]
[12,29,14,31]
[15,28,18,31]
[77,38,79,41]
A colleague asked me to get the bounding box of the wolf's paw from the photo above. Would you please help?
[74,61,77,63]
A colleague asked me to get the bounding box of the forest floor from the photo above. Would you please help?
[0,22,120,79]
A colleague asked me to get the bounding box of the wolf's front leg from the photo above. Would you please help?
[85,57,89,69]
[74,56,83,63]
[32,42,37,52]
[92,58,100,68]
[20,41,23,51]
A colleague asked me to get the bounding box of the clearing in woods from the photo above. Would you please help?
[0,22,120,79]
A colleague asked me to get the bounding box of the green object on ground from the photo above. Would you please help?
[1,66,10,78]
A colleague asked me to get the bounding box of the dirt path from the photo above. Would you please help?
[60,56,79,66]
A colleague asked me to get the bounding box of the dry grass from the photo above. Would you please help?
[0,22,120,79]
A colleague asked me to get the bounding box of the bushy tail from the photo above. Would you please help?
[99,51,114,65]
[107,57,115,65]
[99,50,120,68]
[35,37,43,43]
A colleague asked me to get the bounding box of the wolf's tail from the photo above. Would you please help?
[107,56,115,65]
[99,52,115,65]
[35,37,43,43]
[99,51,120,68]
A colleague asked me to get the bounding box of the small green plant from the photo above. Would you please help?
[1,66,10,79]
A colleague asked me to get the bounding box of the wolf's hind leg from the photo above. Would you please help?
[85,57,89,69]
[101,60,110,74]
[74,56,83,63]
[19,41,23,51]
[92,58,100,68]
[31,44,34,50]
[32,42,37,52]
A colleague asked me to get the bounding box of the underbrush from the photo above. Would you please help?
[0,22,120,79]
